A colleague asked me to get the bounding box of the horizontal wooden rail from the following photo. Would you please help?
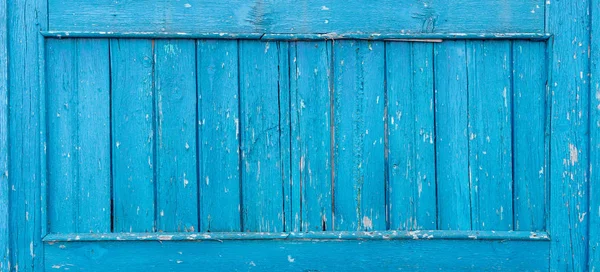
[43,230,550,242]
[48,0,545,35]
[44,238,550,271]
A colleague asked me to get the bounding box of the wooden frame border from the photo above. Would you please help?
[0,0,9,269]
[547,0,593,271]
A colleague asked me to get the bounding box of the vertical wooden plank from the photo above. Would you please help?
[466,41,513,231]
[548,0,590,270]
[278,42,292,232]
[589,0,600,269]
[46,40,77,233]
[76,39,111,233]
[47,39,112,234]
[512,41,547,231]
[386,42,436,230]
[8,0,47,269]
[434,41,471,230]
[110,39,156,232]
[239,41,284,232]
[154,39,198,232]
[290,41,333,232]
[0,0,8,266]
[288,42,302,232]
[197,40,241,232]
[333,40,385,231]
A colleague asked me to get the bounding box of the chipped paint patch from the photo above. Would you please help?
[569,143,578,165]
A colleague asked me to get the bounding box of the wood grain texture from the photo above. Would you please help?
[548,0,591,270]
[110,39,156,232]
[197,40,241,232]
[333,40,385,231]
[44,239,550,271]
[386,42,436,230]
[239,41,284,232]
[47,39,111,233]
[590,0,600,269]
[512,41,547,232]
[154,39,198,232]
[290,41,333,232]
[466,41,513,231]
[434,41,471,230]
[8,0,47,269]
[48,0,544,35]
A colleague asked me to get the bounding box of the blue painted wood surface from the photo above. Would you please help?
[4,0,600,270]
[48,0,544,35]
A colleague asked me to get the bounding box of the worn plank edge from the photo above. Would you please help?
[40,31,552,41]
[43,230,550,242]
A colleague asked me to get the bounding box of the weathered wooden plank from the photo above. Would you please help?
[512,41,547,232]
[0,0,8,267]
[333,40,385,231]
[434,41,471,230]
[466,40,513,231]
[590,0,600,269]
[290,41,333,232]
[155,39,198,232]
[48,0,544,35]
[239,41,284,232]
[46,39,78,233]
[548,0,591,270]
[74,39,112,233]
[44,239,550,271]
[8,0,47,269]
[197,40,241,232]
[386,42,436,230]
[110,39,156,232]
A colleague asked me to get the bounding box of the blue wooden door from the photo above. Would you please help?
[2,0,600,271]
